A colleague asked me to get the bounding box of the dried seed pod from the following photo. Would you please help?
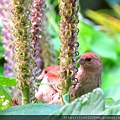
[11,0,33,104]
[58,0,79,105]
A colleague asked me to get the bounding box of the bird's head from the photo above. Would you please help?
[78,52,102,71]
[37,65,59,81]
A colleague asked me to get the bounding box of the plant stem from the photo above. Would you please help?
[11,0,33,104]
[58,0,79,105]
[21,88,30,105]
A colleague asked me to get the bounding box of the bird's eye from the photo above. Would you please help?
[45,70,48,74]
[86,58,91,62]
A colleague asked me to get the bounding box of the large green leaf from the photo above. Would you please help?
[0,103,61,115]
[51,88,105,115]
[0,84,12,111]
[47,88,120,118]
[0,76,16,86]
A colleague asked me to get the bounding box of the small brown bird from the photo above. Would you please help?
[70,52,102,100]
[35,52,102,104]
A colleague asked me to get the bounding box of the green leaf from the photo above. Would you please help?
[0,84,12,111]
[102,104,120,115]
[90,32,117,61]
[51,37,60,51]
[0,35,4,59]
[0,66,4,76]
[78,22,118,62]
[102,98,120,115]
[0,77,16,86]
[105,98,115,109]
[0,103,61,115]
[0,49,4,59]
[85,10,120,33]
[63,93,70,104]
[102,67,120,100]
[51,88,105,116]
[113,99,120,106]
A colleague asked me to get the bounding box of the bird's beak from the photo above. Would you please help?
[78,58,85,65]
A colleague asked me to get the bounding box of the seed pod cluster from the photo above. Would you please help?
[30,0,46,102]
[58,0,79,104]
[11,0,33,104]
[31,0,45,77]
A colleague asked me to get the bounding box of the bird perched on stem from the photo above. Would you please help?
[35,52,102,104]
[70,52,102,100]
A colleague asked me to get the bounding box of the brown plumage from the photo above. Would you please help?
[70,52,102,100]
[35,52,102,104]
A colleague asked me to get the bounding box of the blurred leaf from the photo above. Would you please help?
[0,103,61,115]
[105,0,120,8]
[0,84,12,111]
[0,77,16,86]
[103,83,120,101]
[0,46,4,59]
[51,88,104,115]
[0,66,4,76]
[102,104,120,115]
[78,22,118,61]
[51,37,60,51]
[78,22,95,53]
[0,34,4,59]
[90,32,117,61]
[113,4,120,18]
[46,2,59,36]
[102,97,120,115]
[113,99,120,106]
[105,98,115,109]
[102,67,120,100]
[85,10,120,33]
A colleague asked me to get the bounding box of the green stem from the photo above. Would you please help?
[61,97,65,106]
[21,88,30,105]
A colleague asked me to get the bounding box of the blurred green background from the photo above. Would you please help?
[0,0,120,101]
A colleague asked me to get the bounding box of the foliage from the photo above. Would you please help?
[0,34,4,59]
[85,10,120,33]
[0,88,120,115]
[0,77,16,86]
[0,84,12,111]
[0,103,61,115]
